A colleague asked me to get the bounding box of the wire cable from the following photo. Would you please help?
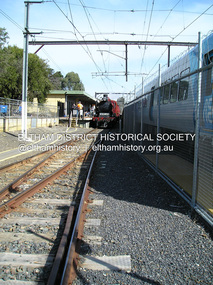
[0,9,23,31]
[140,0,155,73]
[53,0,111,92]
[142,3,213,86]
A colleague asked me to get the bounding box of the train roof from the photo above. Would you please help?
[142,31,213,94]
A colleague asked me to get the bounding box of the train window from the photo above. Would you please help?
[160,88,163,105]
[163,84,170,104]
[180,68,190,77]
[153,91,158,106]
[202,50,213,97]
[170,82,178,103]
[202,66,212,97]
[179,78,189,101]
[203,49,213,66]
[142,96,147,107]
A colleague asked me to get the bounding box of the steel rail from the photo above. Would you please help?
[0,150,50,172]
[59,139,101,285]
[0,129,96,173]
[0,151,56,201]
[0,139,74,201]
[0,130,96,201]
[47,205,75,285]
[0,145,89,218]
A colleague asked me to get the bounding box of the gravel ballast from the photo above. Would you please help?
[73,139,213,285]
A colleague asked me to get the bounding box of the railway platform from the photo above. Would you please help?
[0,125,90,167]
[73,136,213,284]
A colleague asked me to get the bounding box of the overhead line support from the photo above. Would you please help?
[29,39,197,82]
[29,40,197,46]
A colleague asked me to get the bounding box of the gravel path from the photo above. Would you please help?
[73,139,213,285]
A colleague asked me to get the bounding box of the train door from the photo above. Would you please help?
[201,49,213,130]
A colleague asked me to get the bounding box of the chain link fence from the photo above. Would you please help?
[0,97,59,132]
[0,97,58,118]
[123,64,213,227]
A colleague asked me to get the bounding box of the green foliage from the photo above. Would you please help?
[0,46,22,99]
[0,28,9,48]
[49,71,85,91]
[49,71,64,90]
[62,71,85,91]
[0,28,85,102]
[28,53,52,103]
[0,45,52,103]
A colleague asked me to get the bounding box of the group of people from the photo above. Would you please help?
[71,101,96,119]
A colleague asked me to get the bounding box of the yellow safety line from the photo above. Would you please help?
[0,127,77,155]
[0,127,78,162]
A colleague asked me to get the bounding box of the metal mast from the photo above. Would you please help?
[22,1,42,140]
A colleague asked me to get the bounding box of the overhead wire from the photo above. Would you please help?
[78,0,126,92]
[152,0,182,39]
[52,0,106,84]
[42,47,66,74]
[140,0,155,73]
[0,9,23,31]
[78,0,111,91]
[144,3,213,83]
[172,3,213,40]
[30,27,183,39]
[52,0,104,70]
[45,2,213,15]
[37,1,213,94]
[140,0,183,80]
[67,0,76,36]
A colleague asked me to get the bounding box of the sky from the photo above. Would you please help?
[1,0,213,100]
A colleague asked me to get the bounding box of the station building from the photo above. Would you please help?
[45,90,96,117]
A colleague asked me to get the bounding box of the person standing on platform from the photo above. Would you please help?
[77,101,84,119]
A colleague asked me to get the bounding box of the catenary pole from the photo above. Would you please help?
[22,1,42,140]
[22,1,29,139]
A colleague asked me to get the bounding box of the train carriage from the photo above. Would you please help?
[123,32,213,225]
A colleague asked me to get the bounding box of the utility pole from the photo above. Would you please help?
[22,1,42,139]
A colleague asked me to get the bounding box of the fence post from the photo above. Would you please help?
[156,64,161,170]
[192,32,202,209]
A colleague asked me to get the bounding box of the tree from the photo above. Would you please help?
[62,71,85,91]
[0,45,23,99]
[49,71,64,90]
[0,45,52,102]
[28,53,52,103]
[0,28,9,49]
[0,28,86,102]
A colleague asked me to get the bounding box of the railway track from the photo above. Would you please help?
[0,128,97,189]
[0,129,103,284]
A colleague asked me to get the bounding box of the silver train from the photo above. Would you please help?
[126,32,213,136]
